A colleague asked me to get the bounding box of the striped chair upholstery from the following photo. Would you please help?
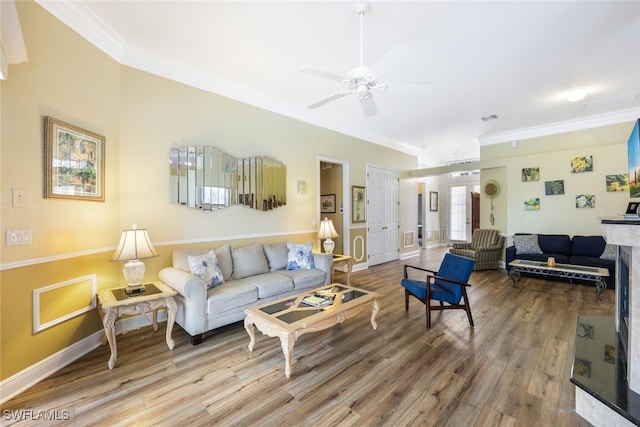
[449,228,504,270]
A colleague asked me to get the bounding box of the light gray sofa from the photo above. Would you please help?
[159,242,333,345]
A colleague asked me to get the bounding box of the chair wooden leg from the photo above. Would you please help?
[463,291,474,327]
[404,290,409,311]
[426,302,431,329]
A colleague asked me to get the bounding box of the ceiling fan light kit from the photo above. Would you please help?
[301,1,432,117]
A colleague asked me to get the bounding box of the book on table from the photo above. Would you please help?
[302,295,333,307]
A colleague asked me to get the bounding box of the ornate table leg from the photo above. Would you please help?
[151,308,159,332]
[165,297,177,350]
[102,307,118,370]
[244,316,257,352]
[280,333,295,378]
[345,260,353,285]
[509,269,520,287]
[595,279,606,301]
[370,298,380,330]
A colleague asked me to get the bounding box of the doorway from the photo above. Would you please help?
[448,183,480,243]
[319,158,349,256]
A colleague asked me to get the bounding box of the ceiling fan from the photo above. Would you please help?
[302,1,433,117]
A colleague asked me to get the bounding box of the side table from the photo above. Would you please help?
[331,254,353,285]
[97,281,177,369]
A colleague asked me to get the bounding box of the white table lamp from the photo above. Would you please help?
[111,224,158,294]
[318,217,339,254]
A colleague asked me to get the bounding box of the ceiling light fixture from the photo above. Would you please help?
[481,114,498,122]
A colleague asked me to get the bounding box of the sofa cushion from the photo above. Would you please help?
[513,234,543,255]
[187,250,225,289]
[215,245,233,282]
[239,272,294,298]
[572,235,606,258]
[263,243,288,272]
[538,234,571,256]
[286,242,315,270]
[206,280,258,314]
[281,268,326,290]
[231,243,269,279]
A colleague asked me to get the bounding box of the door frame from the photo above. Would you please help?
[317,156,350,256]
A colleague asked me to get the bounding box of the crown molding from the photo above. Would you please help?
[478,108,640,146]
[35,0,124,62]
[1,0,28,79]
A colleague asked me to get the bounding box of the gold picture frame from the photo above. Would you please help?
[352,186,366,223]
[44,117,105,201]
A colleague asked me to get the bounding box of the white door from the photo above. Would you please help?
[448,184,479,243]
[367,166,399,266]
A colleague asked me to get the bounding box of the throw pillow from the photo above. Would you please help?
[600,244,617,261]
[187,250,225,290]
[513,234,543,255]
[286,242,315,270]
[231,242,269,279]
[263,242,288,272]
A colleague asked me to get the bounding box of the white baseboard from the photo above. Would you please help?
[0,311,166,404]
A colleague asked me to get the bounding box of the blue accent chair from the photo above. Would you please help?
[401,253,476,328]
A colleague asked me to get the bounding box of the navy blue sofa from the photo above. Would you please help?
[505,234,615,289]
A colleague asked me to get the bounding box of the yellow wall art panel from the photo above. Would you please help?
[33,275,97,333]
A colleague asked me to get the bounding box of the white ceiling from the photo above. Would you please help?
[36,1,640,167]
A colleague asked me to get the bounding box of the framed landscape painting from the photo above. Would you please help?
[44,116,105,201]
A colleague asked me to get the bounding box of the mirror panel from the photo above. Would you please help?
[170,146,285,212]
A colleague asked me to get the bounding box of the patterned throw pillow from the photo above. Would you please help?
[286,242,315,270]
[600,244,617,261]
[513,234,543,255]
[187,250,225,289]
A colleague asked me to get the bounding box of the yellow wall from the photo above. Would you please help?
[0,1,417,381]
[480,121,634,240]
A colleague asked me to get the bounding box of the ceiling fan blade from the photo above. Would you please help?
[359,94,377,117]
[307,91,351,109]
[301,66,345,83]
[386,81,433,94]
[370,44,408,79]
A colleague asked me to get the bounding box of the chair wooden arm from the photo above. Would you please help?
[427,274,472,288]
[404,264,437,278]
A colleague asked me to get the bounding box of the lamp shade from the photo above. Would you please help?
[110,225,158,262]
[317,217,339,239]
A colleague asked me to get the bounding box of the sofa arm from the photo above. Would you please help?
[313,253,334,285]
[159,267,208,335]
[505,246,516,271]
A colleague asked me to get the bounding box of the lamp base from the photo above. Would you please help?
[323,238,335,254]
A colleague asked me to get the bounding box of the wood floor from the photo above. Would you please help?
[2,246,613,426]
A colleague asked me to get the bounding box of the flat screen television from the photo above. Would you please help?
[629,118,640,198]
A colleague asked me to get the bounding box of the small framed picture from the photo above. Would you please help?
[570,155,593,173]
[44,116,105,201]
[429,191,438,212]
[522,167,540,182]
[321,194,336,213]
[352,186,366,223]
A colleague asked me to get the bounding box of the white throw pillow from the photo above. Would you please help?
[286,242,315,270]
[513,234,543,255]
[187,250,225,289]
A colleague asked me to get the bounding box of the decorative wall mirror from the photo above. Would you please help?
[170,146,286,212]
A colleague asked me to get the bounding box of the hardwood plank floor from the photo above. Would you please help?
[1,246,612,426]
